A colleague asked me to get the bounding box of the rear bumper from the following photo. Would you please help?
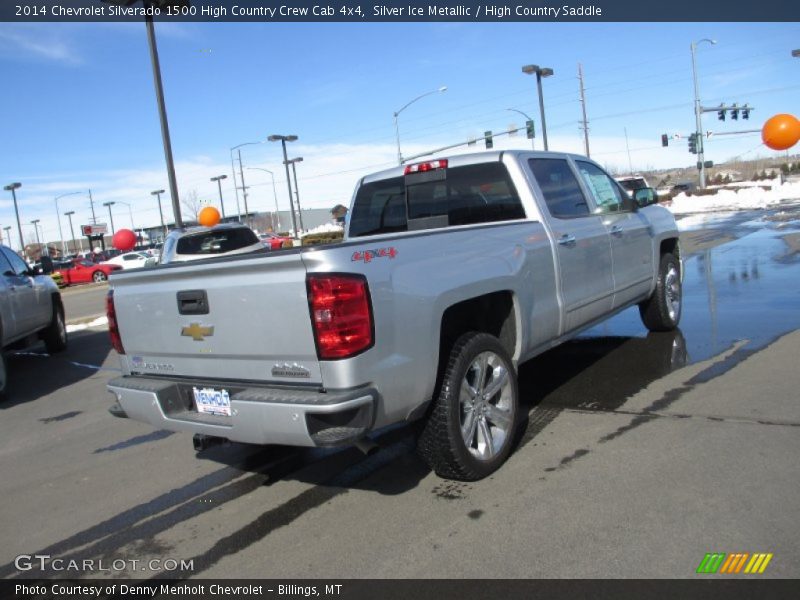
[107,375,377,447]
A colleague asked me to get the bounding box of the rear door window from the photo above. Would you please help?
[576,161,631,214]
[349,162,525,237]
[528,158,590,218]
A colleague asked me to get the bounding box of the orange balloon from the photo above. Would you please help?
[761,113,800,151]
[198,205,221,227]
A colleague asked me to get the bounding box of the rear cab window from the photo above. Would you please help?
[349,162,525,237]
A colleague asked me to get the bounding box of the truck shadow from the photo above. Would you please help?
[0,330,115,410]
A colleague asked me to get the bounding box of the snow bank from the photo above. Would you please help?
[668,181,800,215]
[300,223,344,237]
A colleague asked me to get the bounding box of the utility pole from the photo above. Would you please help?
[624,128,633,174]
[88,188,97,224]
[237,149,250,227]
[691,38,716,189]
[578,63,590,157]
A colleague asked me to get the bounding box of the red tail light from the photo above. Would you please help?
[404,159,448,175]
[307,274,373,360]
[106,290,125,355]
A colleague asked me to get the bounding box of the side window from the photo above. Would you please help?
[576,161,630,214]
[528,158,590,219]
[1,247,30,276]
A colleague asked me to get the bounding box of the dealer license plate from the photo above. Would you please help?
[193,386,232,417]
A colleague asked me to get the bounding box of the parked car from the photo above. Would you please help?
[159,223,265,264]
[1,244,67,398]
[102,251,151,271]
[54,258,122,285]
[106,150,680,481]
[259,232,293,250]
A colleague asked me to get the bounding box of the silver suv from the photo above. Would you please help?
[0,245,67,398]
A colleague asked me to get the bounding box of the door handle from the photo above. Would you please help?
[557,234,577,246]
[610,225,623,237]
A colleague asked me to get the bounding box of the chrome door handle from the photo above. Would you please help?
[558,234,577,246]
[610,225,623,236]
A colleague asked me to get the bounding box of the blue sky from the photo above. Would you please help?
[0,21,798,246]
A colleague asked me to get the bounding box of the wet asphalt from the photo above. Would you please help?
[1,203,798,580]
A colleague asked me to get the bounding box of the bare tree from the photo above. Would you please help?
[181,189,203,223]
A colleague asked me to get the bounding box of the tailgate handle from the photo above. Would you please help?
[177,290,209,315]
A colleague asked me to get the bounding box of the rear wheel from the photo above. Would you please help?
[0,354,7,401]
[639,253,682,332]
[92,271,107,282]
[42,304,68,354]
[418,332,519,481]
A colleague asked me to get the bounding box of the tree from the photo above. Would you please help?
[181,189,203,223]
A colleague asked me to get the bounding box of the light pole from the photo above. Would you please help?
[286,157,305,232]
[3,182,24,254]
[64,211,77,254]
[103,201,116,235]
[247,168,281,231]
[268,135,299,236]
[691,38,716,189]
[151,189,167,240]
[115,201,136,230]
[507,108,536,150]
[230,141,263,225]
[522,65,554,151]
[393,86,447,165]
[210,174,228,219]
[31,219,42,257]
[2,227,11,248]
[55,191,83,256]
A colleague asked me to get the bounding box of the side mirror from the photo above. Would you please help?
[633,187,658,207]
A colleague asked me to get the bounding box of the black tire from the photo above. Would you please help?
[92,271,107,283]
[639,253,682,332]
[417,332,519,481]
[42,304,68,354]
[0,354,7,401]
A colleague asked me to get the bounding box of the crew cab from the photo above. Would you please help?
[106,151,681,480]
[0,245,68,398]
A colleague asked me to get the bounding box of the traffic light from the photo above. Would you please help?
[742,105,750,120]
[661,134,669,147]
[688,133,698,154]
[484,130,493,149]
[525,120,535,139]
[731,104,739,120]
[717,109,726,121]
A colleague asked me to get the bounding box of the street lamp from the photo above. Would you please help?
[522,65,554,151]
[3,182,24,254]
[55,191,84,256]
[246,168,281,231]
[103,201,116,235]
[115,201,136,230]
[393,86,447,165]
[64,211,78,254]
[31,219,42,257]
[691,38,717,189]
[507,108,536,150]
[151,189,167,240]
[268,135,299,236]
[285,157,305,232]
[210,174,228,219]
[3,226,11,248]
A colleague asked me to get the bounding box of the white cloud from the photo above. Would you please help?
[0,25,82,65]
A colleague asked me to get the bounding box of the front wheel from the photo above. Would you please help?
[92,271,107,283]
[417,332,519,481]
[639,252,682,332]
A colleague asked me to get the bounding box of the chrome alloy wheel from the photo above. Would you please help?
[459,351,514,461]
[665,265,681,322]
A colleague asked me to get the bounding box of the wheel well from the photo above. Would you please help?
[439,291,517,367]
[660,237,680,260]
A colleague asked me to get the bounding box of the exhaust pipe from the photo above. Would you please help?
[354,437,379,456]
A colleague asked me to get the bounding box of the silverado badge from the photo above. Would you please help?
[272,363,311,378]
[181,323,214,341]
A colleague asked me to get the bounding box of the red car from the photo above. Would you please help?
[260,232,293,250]
[54,258,122,285]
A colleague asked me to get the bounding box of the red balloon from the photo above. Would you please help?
[112,228,137,252]
[762,113,800,151]
[198,206,221,227]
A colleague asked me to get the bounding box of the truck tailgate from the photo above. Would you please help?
[111,252,322,384]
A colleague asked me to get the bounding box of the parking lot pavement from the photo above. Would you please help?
[1,211,798,579]
[61,282,109,324]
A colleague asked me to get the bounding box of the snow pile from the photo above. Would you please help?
[300,223,344,237]
[66,316,108,333]
[668,181,800,215]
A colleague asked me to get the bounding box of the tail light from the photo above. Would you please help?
[106,290,125,355]
[404,159,448,175]
[307,274,373,360]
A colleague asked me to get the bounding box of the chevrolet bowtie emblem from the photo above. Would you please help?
[181,323,214,341]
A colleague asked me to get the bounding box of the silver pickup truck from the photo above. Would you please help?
[107,151,681,480]
[1,245,68,398]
